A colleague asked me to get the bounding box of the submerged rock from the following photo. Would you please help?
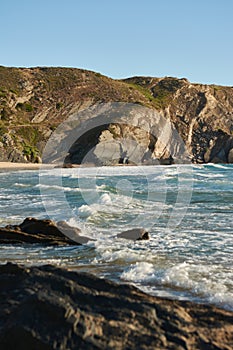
[116,228,149,241]
[0,263,232,350]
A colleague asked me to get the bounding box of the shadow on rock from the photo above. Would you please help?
[0,263,232,350]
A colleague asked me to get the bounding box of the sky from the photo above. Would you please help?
[1,0,233,86]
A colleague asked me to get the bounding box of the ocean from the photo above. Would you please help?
[0,164,232,311]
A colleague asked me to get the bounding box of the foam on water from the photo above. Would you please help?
[120,260,233,310]
[14,182,32,187]
[121,262,155,282]
[0,164,233,310]
[35,183,81,192]
[99,193,112,205]
[208,163,230,170]
[77,205,97,218]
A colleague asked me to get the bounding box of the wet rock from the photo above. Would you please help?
[117,228,149,241]
[56,220,94,244]
[0,263,232,350]
[0,217,81,245]
[0,218,148,245]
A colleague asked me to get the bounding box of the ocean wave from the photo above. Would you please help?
[121,261,233,310]
[2,163,233,311]
[77,205,97,218]
[121,262,155,282]
[207,163,231,170]
[160,262,233,309]
[194,172,225,178]
[14,182,32,187]
[98,193,112,205]
[35,184,81,192]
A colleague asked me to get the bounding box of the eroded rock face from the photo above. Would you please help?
[0,263,232,350]
[1,67,233,165]
[62,105,190,166]
[63,82,233,165]
[125,77,233,163]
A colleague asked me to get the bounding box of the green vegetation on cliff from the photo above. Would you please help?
[0,66,233,164]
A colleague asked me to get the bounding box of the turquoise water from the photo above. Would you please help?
[0,164,232,310]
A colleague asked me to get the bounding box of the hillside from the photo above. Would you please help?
[0,66,233,164]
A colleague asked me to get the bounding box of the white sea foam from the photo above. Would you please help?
[159,262,233,308]
[119,260,233,309]
[35,183,80,192]
[2,164,233,311]
[99,193,112,205]
[209,163,230,170]
[14,182,32,187]
[121,262,155,282]
[195,172,224,178]
[77,205,97,218]
[93,237,155,263]
[67,217,82,228]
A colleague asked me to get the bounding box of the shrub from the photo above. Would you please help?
[16,102,33,112]
[0,107,11,120]
[17,126,41,144]
[23,145,39,161]
[56,102,63,110]
[0,126,7,136]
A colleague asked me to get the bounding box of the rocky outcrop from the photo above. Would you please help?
[1,67,233,164]
[0,66,150,163]
[0,217,149,245]
[0,217,82,245]
[45,103,190,166]
[124,77,233,163]
[0,263,232,350]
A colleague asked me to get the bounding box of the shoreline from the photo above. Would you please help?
[0,162,57,170]
[0,161,230,171]
[0,162,175,171]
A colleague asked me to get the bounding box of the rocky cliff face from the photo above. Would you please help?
[124,77,233,163]
[0,66,233,164]
[0,67,150,163]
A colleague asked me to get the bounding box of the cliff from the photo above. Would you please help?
[0,66,233,164]
[124,76,233,163]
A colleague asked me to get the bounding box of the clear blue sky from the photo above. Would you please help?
[1,0,233,86]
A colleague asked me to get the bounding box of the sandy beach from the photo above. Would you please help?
[0,162,56,170]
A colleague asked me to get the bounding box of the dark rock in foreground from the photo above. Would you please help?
[0,263,232,350]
